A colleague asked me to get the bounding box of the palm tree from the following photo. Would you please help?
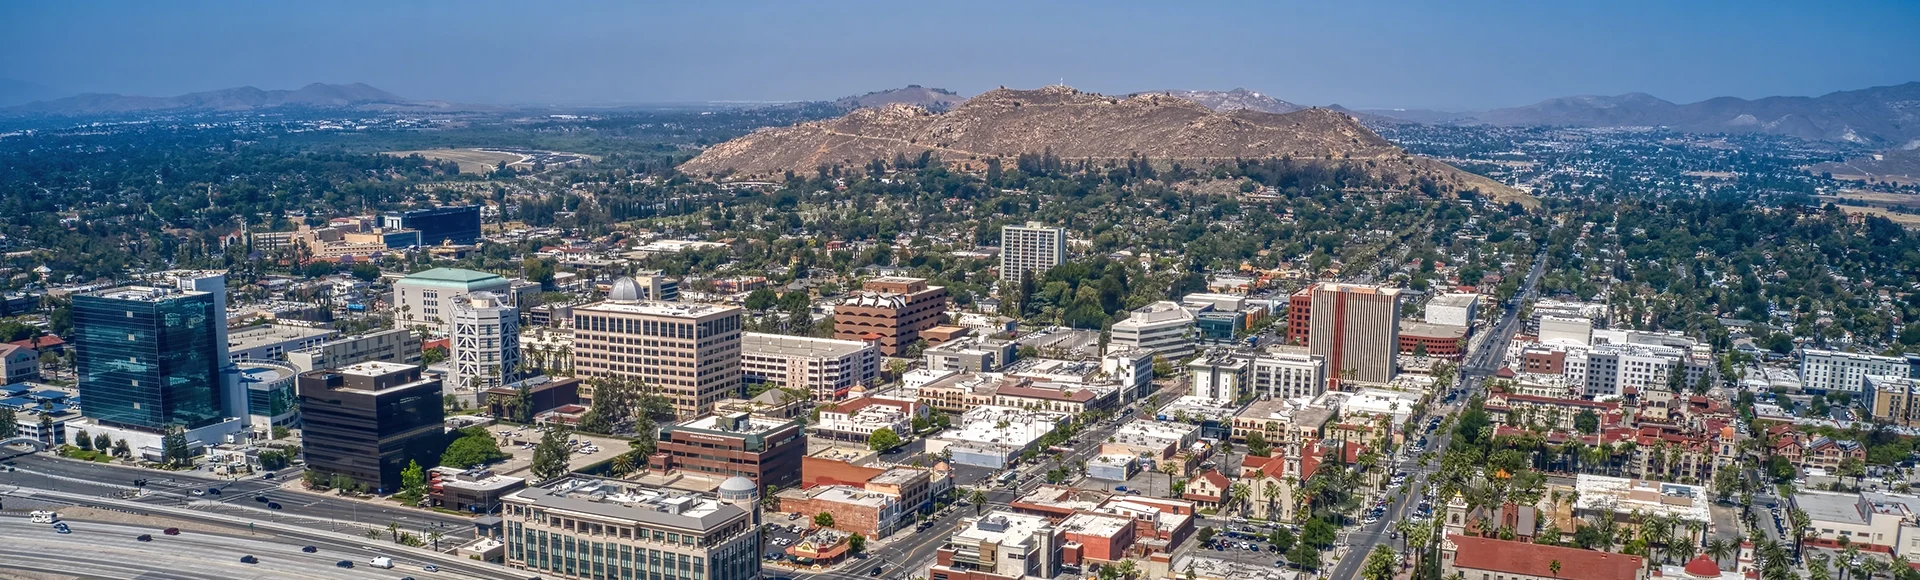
[386,522,402,542]
[1704,537,1732,566]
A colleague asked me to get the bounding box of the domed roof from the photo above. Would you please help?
[718,476,757,497]
[609,277,642,301]
[1682,554,1722,577]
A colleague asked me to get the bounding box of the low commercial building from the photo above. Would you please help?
[929,511,1063,580]
[1398,320,1468,360]
[1573,475,1712,547]
[651,412,805,488]
[236,361,300,431]
[925,336,1017,373]
[483,377,584,420]
[1868,375,1920,428]
[1059,512,1135,565]
[286,328,423,372]
[225,323,338,364]
[1793,490,1920,558]
[813,394,923,443]
[502,476,762,580]
[429,466,526,515]
[926,406,1070,469]
[297,361,446,493]
[740,332,878,401]
[0,343,38,383]
[1424,293,1480,327]
[776,484,904,538]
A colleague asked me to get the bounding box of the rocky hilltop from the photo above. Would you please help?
[682,86,1527,205]
[834,85,965,112]
[1152,88,1305,114]
[2,82,444,117]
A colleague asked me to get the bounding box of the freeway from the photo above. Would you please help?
[1323,251,1547,580]
[1,484,524,579]
[0,515,435,580]
[0,453,478,542]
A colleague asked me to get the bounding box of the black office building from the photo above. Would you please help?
[383,205,481,245]
[297,361,445,493]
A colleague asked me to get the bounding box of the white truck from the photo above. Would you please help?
[369,557,394,569]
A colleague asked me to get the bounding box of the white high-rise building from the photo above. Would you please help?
[392,267,511,336]
[1000,222,1066,283]
[451,292,521,391]
[1109,301,1198,359]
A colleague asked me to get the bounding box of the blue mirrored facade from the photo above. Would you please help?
[73,288,226,431]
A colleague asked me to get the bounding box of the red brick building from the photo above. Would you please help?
[1398,320,1468,360]
[833,277,950,356]
[1286,286,1314,345]
[650,412,805,487]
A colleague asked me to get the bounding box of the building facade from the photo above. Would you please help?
[928,511,1063,580]
[1108,301,1197,360]
[1248,347,1326,400]
[651,412,805,488]
[383,205,482,245]
[502,477,762,580]
[0,344,38,383]
[1802,349,1910,394]
[74,282,229,432]
[832,277,949,357]
[571,299,744,418]
[1307,283,1401,385]
[740,332,878,401]
[297,362,446,493]
[287,328,424,372]
[392,267,512,336]
[1000,223,1067,283]
[451,292,523,391]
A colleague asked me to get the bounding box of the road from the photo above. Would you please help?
[0,453,479,543]
[1323,251,1546,580]
[0,515,443,580]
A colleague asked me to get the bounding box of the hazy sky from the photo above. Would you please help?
[4,0,1917,110]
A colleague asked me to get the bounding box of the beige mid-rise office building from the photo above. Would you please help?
[572,298,744,418]
[1307,283,1401,385]
[503,476,762,580]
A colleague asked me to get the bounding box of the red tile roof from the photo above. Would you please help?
[1448,535,1643,580]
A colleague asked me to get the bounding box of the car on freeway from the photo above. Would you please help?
[267,502,282,509]
[424,564,439,572]
[53,523,71,534]
[163,527,180,535]
[240,555,258,564]
[136,534,152,542]
[336,560,354,568]
[206,488,220,496]
[302,545,318,553]
[190,489,206,496]
[255,495,269,503]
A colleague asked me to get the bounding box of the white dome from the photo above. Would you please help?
[718,476,758,499]
[609,277,642,301]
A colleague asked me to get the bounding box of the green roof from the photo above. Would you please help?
[404,267,502,283]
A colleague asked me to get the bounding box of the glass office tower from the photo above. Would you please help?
[73,286,227,431]
[382,205,481,245]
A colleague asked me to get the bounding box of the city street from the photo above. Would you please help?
[1324,250,1545,580]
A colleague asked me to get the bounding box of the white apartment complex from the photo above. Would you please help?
[1802,349,1909,394]
[1248,346,1327,400]
[1000,223,1066,283]
[739,332,878,401]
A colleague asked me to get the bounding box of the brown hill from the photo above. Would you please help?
[682,86,1530,206]
[834,85,965,112]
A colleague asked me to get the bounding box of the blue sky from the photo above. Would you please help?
[3,0,1916,110]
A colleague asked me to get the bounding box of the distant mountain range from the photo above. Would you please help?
[681,85,1530,206]
[0,79,64,108]
[1365,82,1920,146]
[0,82,457,117]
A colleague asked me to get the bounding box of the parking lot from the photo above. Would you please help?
[486,426,630,476]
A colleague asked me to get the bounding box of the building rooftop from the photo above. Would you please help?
[672,412,797,436]
[431,466,525,492]
[336,361,421,378]
[1168,555,1298,580]
[1015,484,1111,513]
[1399,321,1467,339]
[1427,293,1480,309]
[228,324,336,351]
[953,510,1053,548]
[1574,474,1711,523]
[868,467,928,487]
[1058,512,1130,538]
[506,477,747,531]
[1449,534,1642,580]
[399,267,505,285]
[934,406,1067,447]
[1794,490,1872,525]
[742,332,871,358]
[795,484,895,508]
[90,285,207,302]
[578,300,737,318]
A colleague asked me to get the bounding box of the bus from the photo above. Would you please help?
[996,471,1018,486]
[29,510,58,524]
